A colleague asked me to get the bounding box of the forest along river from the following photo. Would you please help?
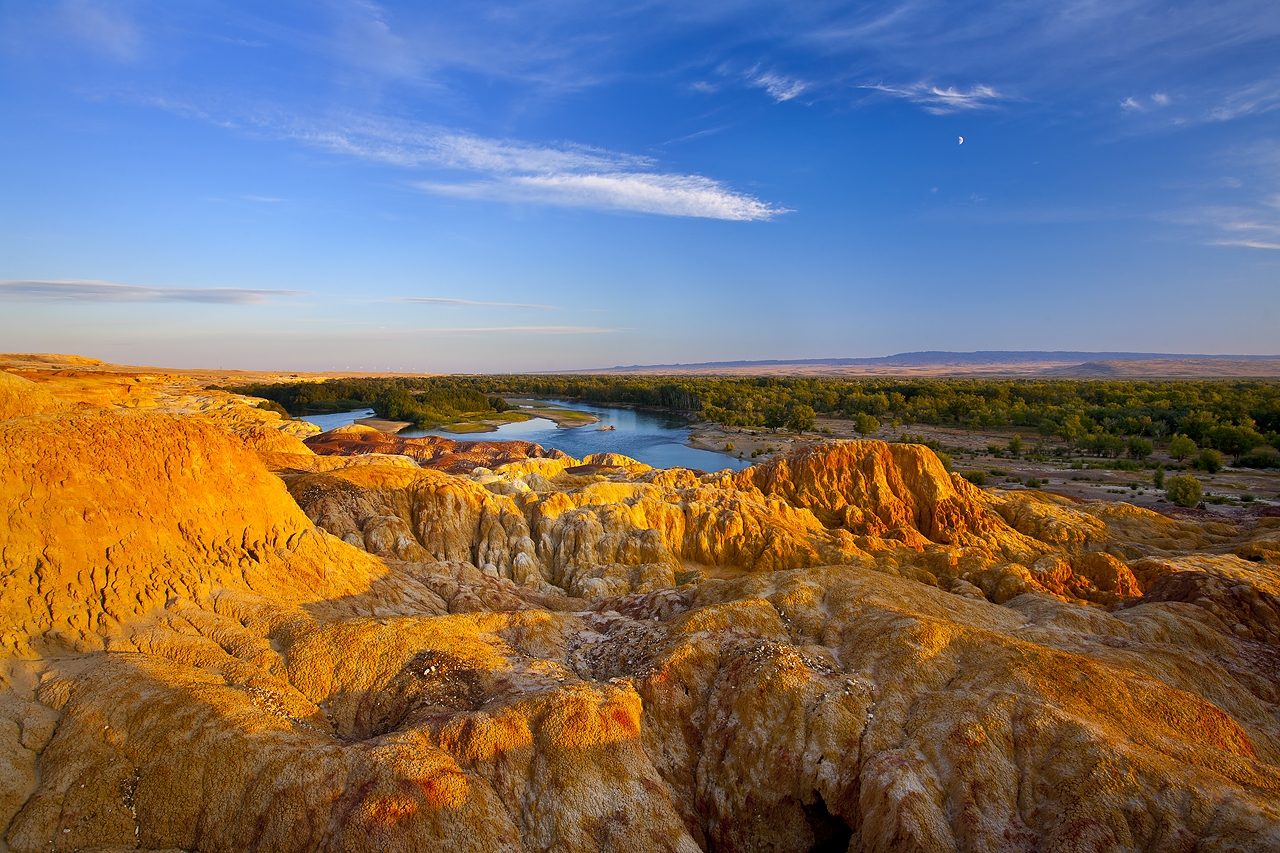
[302,401,751,472]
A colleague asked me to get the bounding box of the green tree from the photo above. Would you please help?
[1206,425,1265,463]
[788,405,816,434]
[854,413,881,436]
[1153,465,1165,490]
[1197,448,1224,474]
[1179,410,1218,442]
[1126,436,1153,461]
[1008,435,1023,457]
[1165,475,1201,507]
[763,402,787,432]
[1167,434,1196,463]
[1094,434,1125,458]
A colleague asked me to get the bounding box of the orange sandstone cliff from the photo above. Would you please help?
[1,363,1279,852]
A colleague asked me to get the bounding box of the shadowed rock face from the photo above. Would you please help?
[2,389,1280,852]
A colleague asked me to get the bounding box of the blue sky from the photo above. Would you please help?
[1,0,1278,372]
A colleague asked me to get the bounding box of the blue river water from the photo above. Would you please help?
[301,401,751,472]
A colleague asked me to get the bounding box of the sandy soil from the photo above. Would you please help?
[353,416,413,433]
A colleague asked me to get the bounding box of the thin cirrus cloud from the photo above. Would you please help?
[0,279,305,303]
[275,115,788,221]
[1121,94,1171,112]
[415,173,783,220]
[390,297,560,309]
[861,82,1006,114]
[1213,239,1280,250]
[749,71,808,103]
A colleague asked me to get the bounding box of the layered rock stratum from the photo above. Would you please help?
[2,361,1279,852]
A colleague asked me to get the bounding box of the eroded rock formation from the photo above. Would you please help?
[2,371,1279,852]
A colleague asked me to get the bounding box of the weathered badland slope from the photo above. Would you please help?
[2,367,1279,852]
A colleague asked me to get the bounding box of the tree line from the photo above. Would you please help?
[212,374,1280,464]
[209,378,509,427]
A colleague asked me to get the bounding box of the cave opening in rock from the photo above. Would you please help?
[803,792,853,853]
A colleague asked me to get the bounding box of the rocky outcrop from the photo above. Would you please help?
[3,376,1280,852]
[0,409,383,657]
[0,372,64,421]
[734,441,1014,548]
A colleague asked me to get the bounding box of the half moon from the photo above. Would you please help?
[958,136,964,144]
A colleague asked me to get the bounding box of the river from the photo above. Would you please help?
[301,401,751,472]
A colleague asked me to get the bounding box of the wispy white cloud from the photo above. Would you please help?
[1206,77,1280,122]
[749,71,808,102]
[1121,93,1170,112]
[0,279,305,303]
[242,195,284,202]
[270,115,788,220]
[416,172,784,220]
[862,82,1006,114]
[1211,239,1280,250]
[390,297,560,309]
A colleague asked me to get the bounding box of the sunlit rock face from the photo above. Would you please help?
[2,387,1280,852]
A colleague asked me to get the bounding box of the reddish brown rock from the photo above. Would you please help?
[305,425,572,473]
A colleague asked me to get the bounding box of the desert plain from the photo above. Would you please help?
[2,354,1280,852]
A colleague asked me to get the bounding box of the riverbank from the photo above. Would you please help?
[353,415,413,433]
[686,422,817,465]
[501,399,600,428]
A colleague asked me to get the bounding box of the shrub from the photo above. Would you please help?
[1165,475,1202,507]
[1195,448,1224,474]
[724,442,735,451]
[1237,451,1280,469]
[1153,466,1164,489]
[961,471,987,486]
[255,400,291,419]
[1008,436,1023,456]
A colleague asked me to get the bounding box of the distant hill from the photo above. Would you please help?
[1044,359,1280,378]
[568,352,1280,378]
